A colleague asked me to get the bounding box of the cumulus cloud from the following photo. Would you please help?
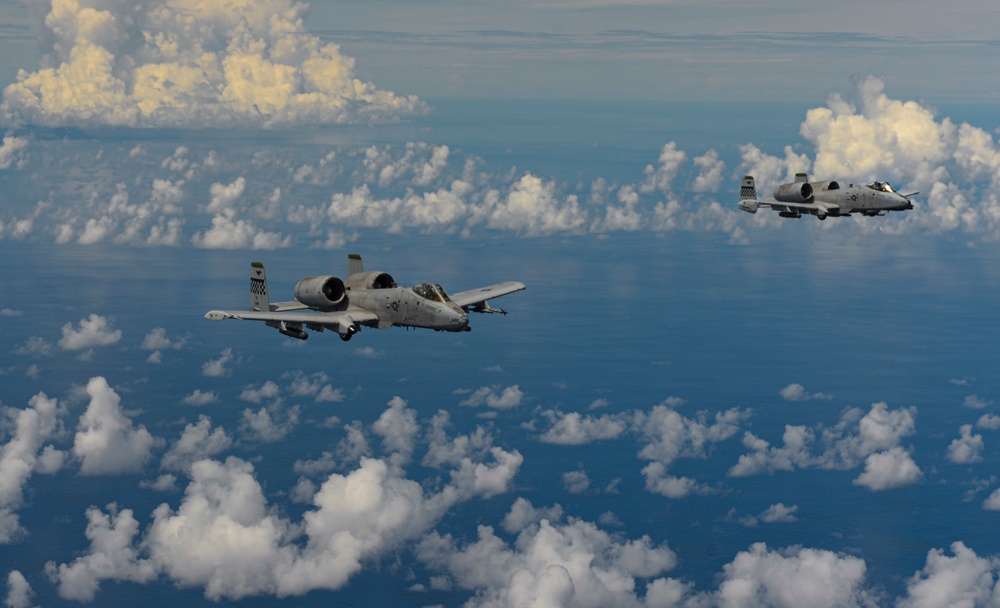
[48,398,523,602]
[182,390,217,406]
[239,403,300,443]
[417,500,679,608]
[72,377,158,475]
[977,414,1000,431]
[0,391,66,542]
[947,424,984,464]
[5,570,35,608]
[537,410,630,445]
[739,503,799,528]
[0,133,28,170]
[562,469,590,494]
[13,337,54,358]
[730,402,922,490]
[459,385,524,410]
[189,177,292,249]
[780,383,833,402]
[58,314,121,351]
[715,543,871,608]
[140,327,186,351]
[899,542,1000,608]
[536,403,748,498]
[45,504,158,602]
[160,415,232,471]
[853,446,923,491]
[1,0,423,128]
[201,348,234,377]
[964,394,993,409]
[284,370,343,402]
[482,174,588,236]
[637,405,748,497]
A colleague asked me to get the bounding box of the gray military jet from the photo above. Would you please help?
[738,173,917,220]
[205,254,525,341]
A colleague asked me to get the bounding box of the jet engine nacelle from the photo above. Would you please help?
[810,180,840,192]
[773,182,813,203]
[345,271,397,291]
[738,200,759,214]
[294,276,347,310]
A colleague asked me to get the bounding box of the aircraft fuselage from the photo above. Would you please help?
[348,284,470,332]
[811,182,913,217]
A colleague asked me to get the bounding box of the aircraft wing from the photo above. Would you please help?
[451,281,526,312]
[756,199,822,211]
[204,308,379,331]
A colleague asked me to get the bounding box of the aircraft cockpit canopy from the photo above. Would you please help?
[412,282,453,304]
[866,181,897,193]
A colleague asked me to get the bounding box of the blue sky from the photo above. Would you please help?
[3,1,1000,607]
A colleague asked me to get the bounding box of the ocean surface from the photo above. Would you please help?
[2,98,999,605]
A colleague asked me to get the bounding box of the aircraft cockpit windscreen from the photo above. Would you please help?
[866,181,897,193]
[412,282,452,303]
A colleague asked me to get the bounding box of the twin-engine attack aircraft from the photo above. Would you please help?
[205,254,525,341]
[738,173,917,220]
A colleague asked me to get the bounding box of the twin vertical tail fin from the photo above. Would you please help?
[348,253,364,277]
[738,176,761,214]
[740,176,758,201]
[250,262,271,312]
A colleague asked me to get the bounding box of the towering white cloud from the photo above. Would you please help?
[1,0,423,128]
[4,570,35,608]
[72,377,158,475]
[0,392,66,543]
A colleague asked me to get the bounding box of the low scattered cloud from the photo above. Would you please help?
[780,383,833,402]
[202,348,235,377]
[160,416,232,472]
[459,385,524,410]
[417,499,679,607]
[182,390,218,407]
[714,543,872,608]
[58,315,122,351]
[0,391,66,543]
[536,403,749,499]
[900,542,1000,608]
[729,402,922,491]
[947,424,984,464]
[964,395,994,409]
[739,503,799,528]
[46,397,523,602]
[537,410,630,445]
[0,133,28,170]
